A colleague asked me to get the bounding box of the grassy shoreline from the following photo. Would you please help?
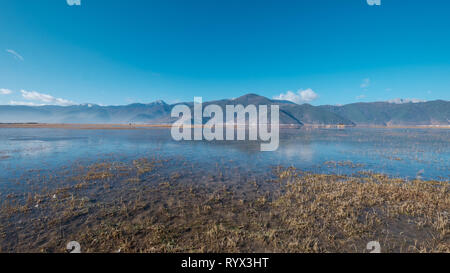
[1,159,448,253]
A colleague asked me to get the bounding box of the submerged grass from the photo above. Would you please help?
[0,160,448,253]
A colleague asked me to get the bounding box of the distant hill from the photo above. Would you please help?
[0,94,448,126]
[0,101,173,124]
[318,100,450,126]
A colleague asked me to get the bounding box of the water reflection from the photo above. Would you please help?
[0,127,448,183]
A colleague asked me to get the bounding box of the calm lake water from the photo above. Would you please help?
[0,128,449,189]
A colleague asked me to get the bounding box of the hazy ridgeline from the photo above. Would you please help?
[1,94,449,126]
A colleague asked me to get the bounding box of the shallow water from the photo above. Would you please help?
[0,127,449,188]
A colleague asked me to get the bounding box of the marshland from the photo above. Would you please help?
[0,127,448,252]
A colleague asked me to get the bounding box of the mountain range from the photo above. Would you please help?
[0,94,448,126]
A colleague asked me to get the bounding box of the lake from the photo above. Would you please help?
[0,127,449,253]
[0,127,448,190]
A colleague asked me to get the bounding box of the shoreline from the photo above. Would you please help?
[0,123,449,130]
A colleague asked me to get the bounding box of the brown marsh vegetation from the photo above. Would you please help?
[0,158,448,253]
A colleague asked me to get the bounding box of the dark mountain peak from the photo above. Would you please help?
[231,93,274,105]
[237,93,296,105]
[148,100,167,106]
[236,93,262,99]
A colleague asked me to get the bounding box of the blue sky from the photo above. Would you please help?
[1,0,449,106]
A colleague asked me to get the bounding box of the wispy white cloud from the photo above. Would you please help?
[356,94,366,100]
[273,88,319,104]
[0,88,12,95]
[17,90,75,106]
[299,89,319,102]
[66,0,81,6]
[360,78,370,88]
[387,98,426,104]
[6,49,24,61]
